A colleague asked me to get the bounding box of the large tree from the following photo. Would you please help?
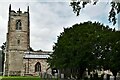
[105,31,120,80]
[48,21,120,80]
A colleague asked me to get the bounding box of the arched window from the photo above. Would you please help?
[16,20,22,30]
[35,62,41,72]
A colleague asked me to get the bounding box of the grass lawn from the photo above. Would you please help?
[0,76,41,80]
[0,76,59,80]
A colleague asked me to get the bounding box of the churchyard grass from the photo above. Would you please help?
[0,76,40,80]
[0,76,60,80]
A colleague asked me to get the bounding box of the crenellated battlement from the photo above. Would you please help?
[9,4,29,16]
[10,10,28,16]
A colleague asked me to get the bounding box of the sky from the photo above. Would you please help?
[0,0,118,51]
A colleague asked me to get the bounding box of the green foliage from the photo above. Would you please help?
[48,21,120,79]
[1,42,6,50]
[70,0,120,25]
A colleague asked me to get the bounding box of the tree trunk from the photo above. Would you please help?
[107,74,110,80]
[112,71,117,80]
[76,68,85,80]
[114,76,116,80]
[101,74,104,80]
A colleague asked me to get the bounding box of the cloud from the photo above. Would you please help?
[29,2,92,50]
[0,0,71,2]
[0,1,116,51]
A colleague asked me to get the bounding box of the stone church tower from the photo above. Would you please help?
[4,4,30,76]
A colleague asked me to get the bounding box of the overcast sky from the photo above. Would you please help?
[0,0,117,51]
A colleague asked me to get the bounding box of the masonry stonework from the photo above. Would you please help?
[23,58,50,76]
[4,5,51,76]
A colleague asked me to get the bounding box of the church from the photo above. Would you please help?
[4,5,52,76]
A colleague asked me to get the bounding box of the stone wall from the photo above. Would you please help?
[23,58,51,76]
[5,7,30,76]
